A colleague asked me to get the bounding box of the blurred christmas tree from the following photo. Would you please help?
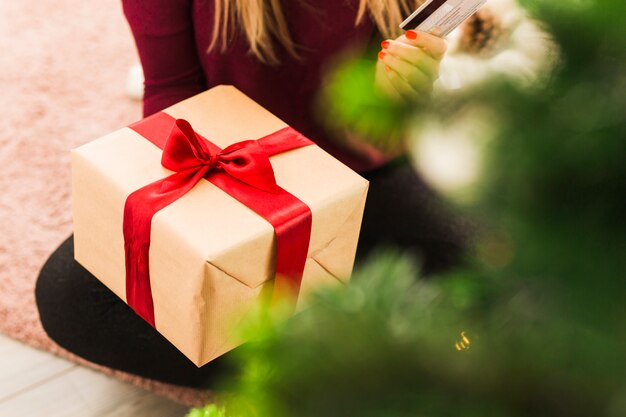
[189,0,626,416]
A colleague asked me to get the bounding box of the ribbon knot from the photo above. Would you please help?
[208,154,221,171]
[161,119,280,194]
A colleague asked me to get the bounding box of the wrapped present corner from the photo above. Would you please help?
[71,85,369,367]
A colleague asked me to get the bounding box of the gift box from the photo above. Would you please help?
[71,85,369,366]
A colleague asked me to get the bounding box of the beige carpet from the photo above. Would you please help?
[0,0,207,407]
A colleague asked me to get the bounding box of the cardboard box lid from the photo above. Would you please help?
[73,85,369,289]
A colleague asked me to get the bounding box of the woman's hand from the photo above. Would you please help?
[375,30,447,102]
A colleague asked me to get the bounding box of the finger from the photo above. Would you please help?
[386,68,423,101]
[399,30,447,59]
[375,60,404,102]
[378,50,432,94]
[379,61,423,102]
[381,40,440,80]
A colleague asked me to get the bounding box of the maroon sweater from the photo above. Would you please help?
[123,0,389,172]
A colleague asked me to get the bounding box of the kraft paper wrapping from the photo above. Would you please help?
[72,85,369,366]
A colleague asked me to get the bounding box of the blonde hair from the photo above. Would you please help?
[209,0,420,64]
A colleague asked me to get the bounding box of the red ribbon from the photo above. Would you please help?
[124,112,314,327]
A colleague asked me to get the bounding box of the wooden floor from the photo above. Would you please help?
[0,334,189,416]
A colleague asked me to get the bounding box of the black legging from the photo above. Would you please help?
[35,160,470,388]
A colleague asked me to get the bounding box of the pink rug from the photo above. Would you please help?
[0,0,207,407]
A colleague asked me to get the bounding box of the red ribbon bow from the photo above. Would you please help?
[161,119,281,194]
[124,114,314,327]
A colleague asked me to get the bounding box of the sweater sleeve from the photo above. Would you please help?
[122,0,207,117]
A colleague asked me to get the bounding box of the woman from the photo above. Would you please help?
[36,0,468,388]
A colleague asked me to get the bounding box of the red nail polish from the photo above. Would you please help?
[406,30,418,40]
[381,40,390,49]
[378,51,386,60]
